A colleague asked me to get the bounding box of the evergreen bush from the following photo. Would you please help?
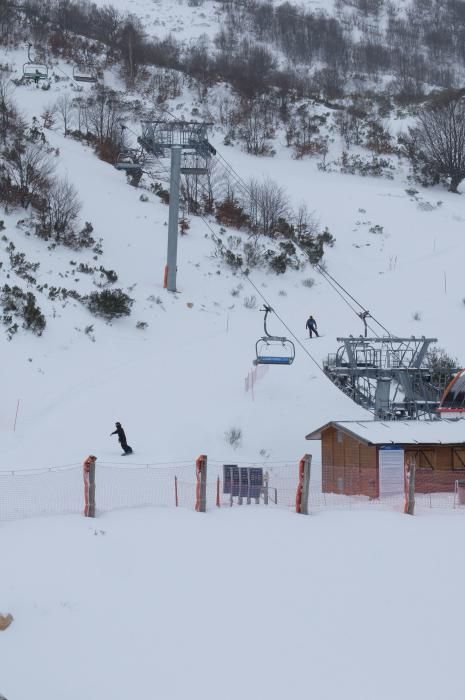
[85,289,134,319]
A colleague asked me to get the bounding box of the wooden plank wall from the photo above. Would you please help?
[322,428,465,497]
[322,427,378,498]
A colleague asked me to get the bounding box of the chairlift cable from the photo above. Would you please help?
[127,121,396,349]
[210,146,397,341]
[315,263,393,337]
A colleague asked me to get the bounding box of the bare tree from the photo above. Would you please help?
[119,17,144,87]
[237,99,275,156]
[407,96,465,192]
[54,93,74,135]
[1,138,55,208]
[84,86,125,161]
[246,178,289,237]
[44,178,82,241]
[0,72,15,143]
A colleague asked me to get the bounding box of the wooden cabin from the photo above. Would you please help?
[305,420,465,498]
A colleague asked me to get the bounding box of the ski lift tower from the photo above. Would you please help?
[138,120,216,292]
[323,335,451,420]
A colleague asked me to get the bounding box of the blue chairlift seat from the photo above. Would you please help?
[255,355,293,365]
[253,305,295,367]
[254,336,295,366]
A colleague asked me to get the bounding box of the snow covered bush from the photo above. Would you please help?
[243,295,257,309]
[224,427,242,449]
[85,289,134,320]
[1,285,46,337]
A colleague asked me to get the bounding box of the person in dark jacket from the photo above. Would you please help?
[110,422,133,455]
[306,314,319,338]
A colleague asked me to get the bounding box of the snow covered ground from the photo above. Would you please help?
[2,2,465,698]
[2,507,465,700]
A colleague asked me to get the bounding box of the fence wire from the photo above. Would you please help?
[1,460,465,521]
[0,463,196,521]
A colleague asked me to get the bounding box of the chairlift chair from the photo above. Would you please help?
[253,305,295,366]
[115,150,144,171]
[73,64,97,83]
[23,43,48,81]
[23,62,48,80]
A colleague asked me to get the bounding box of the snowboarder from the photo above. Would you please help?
[306,314,319,338]
[110,422,133,455]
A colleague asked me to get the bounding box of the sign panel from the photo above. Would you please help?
[249,468,263,499]
[222,465,233,495]
[239,467,249,497]
[379,445,404,497]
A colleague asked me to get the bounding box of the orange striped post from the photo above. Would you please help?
[83,455,97,517]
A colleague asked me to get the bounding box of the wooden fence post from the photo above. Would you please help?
[83,455,97,517]
[404,457,416,516]
[195,454,207,513]
[296,454,312,515]
[300,454,312,515]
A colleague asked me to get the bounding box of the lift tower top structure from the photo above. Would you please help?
[138,120,215,292]
[139,120,216,159]
[323,335,457,420]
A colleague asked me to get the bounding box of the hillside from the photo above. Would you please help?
[1,14,465,467]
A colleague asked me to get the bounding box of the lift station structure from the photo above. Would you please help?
[323,335,456,420]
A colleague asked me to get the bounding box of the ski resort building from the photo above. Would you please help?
[306,420,465,498]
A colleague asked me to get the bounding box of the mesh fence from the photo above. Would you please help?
[0,462,197,521]
[1,458,465,521]
[317,464,464,513]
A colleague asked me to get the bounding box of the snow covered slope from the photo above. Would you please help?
[1,25,465,469]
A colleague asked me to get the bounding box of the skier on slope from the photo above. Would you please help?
[110,422,133,455]
[305,314,319,338]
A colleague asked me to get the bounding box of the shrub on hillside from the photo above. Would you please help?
[215,197,249,229]
[297,227,335,265]
[84,289,134,319]
[1,285,46,336]
[224,427,242,449]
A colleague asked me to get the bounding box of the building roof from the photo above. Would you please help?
[305,419,465,446]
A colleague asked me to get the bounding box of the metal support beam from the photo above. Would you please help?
[375,377,391,419]
[166,146,181,292]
